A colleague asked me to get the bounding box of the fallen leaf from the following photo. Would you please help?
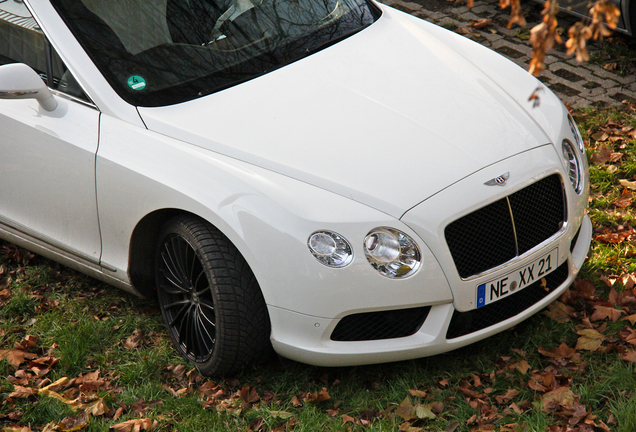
[109,418,158,432]
[543,301,574,322]
[408,389,426,398]
[619,179,636,190]
[622,314,636,325]
[0,349,38,368]
[514,360,531,374]
[395,397,416,421]
[398,422,422,432]
[495,389,520,404]
[575,329,606,351]
[303,387,330,404]
[619,350,636,363]
[542,387,577,411]
[9,385,39,398]
[414,404,436,419]
[539,343,576,359]
[341,414,355,424]
[591,305,625,322]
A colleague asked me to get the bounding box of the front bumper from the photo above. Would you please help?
[270,214,591,366]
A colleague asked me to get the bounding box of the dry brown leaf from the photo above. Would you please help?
[495,389,520,404]
[539,342,576,359]
[620,327,636,345]
[302,387,330,404]
[398,422,422,432]
[614,189,634,208]
[619,350,636,363]
[0,349,38,368]
[575,328,606,351]
[621,314,636,325]
[408,389,426,398]
[514,360,531,375]
[619,179,636,190]
[341,414,355,424]
[542,387,577,411]
[9,385,39,398]
[395,397,416,421]
[528,0,561,76]
[124,330,144,349]
[591,305,625,322]
[543,301,574,322]
[109,418,158,432]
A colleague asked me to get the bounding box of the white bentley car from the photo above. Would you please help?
[0,0,591,375]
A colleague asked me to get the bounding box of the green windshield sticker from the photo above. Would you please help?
[127,75,147,91]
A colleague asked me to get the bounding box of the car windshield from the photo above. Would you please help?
[51,0,379,106]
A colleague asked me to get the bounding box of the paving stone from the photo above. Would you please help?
[480,31,504,42]
[378,0,636,107]
[470,4,494,14]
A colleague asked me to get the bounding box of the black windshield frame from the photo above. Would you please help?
[51,0,381,107]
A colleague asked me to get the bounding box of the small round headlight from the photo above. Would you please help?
[562,139,582,194]
[568,114,585,153]
[308,231,353,268]
[363,228,421,278]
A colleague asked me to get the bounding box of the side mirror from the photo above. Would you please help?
[0,63,57,111]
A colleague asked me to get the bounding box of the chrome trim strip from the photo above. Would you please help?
[50,89,98,109]
[0,90,38,97]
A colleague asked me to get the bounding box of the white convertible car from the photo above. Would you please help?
[0,0,591,375]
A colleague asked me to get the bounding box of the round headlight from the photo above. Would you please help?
[308,231,353,268]
[568,114,585,153]
[562,139,582,194]
[363,228,421,278]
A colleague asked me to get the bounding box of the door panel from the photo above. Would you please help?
[0,96,102,261]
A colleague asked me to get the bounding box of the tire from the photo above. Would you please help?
[154,215,271,376]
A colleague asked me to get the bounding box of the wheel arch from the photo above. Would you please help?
[128,207,260,300]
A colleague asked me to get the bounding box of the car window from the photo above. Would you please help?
[51,0,380,107]
[0,1,91,103]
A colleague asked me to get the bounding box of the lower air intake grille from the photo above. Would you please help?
[446,262,569,339]
[445,174,566,279]
[331,306,431,341]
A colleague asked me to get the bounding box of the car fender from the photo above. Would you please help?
[96,114,454,318]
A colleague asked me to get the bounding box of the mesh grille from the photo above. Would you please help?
[331,306,431,341]
[509,175,566,254]
[446,262,569,339]
[445,175,566,278]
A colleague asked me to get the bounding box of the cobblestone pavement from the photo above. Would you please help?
[380,0,636,108]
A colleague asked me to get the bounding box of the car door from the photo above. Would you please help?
[0,2,102,264]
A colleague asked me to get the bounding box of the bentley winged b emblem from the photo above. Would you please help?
[484,172,510,186]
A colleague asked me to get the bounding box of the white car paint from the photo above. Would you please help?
[0,0,591,368]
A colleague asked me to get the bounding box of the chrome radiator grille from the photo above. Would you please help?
[444,174,566,279]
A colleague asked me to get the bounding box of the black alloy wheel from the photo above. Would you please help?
[154,215,271,375]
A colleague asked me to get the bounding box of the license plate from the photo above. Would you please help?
[476,248,558,308]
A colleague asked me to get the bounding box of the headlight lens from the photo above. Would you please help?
[568,114,585,153]
[308,231,353,268]
[562,139,582,194]
[363,228,421,278]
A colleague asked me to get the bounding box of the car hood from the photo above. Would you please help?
[137,7,551,218]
